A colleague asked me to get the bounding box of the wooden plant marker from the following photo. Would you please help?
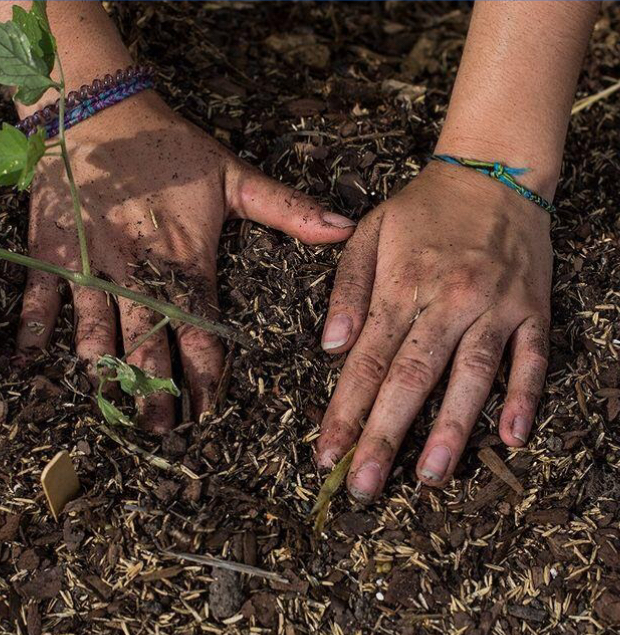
[41,451,80,521]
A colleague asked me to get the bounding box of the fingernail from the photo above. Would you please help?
[512,416,530,443]
[322,212,357,229]
[420,446,452,481]
[322,314,352,350]
[349,461,382,503]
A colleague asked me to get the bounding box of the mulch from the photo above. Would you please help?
[1,2,620,634]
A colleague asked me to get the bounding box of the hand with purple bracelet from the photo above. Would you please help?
[5,1,355,433]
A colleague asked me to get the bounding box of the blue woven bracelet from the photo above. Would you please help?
[430,154,556,214]
[17,65,155,140]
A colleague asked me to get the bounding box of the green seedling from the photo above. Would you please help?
[310,445,356,535]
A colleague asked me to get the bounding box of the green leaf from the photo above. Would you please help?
[12,4,55,75]
[97,388,134,428]
[0,20,54,105]
[0,124,45,190]
[95,355,180,427]
[17,127,45,190]
[0,123,28,187]
[31,2,51,31]
[97,355,181,399]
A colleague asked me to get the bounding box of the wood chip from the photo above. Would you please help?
[477,447,524,495]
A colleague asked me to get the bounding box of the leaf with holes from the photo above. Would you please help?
[97,355,181,399]
[97,388,134,428]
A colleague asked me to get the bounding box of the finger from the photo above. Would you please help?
[322,213,381,353]
[315,297,415,469]
[346,304,473,503]
[118,298,175,434]
[16,270,61,357]
[172,268,224,419]
[499,315,549,447]
[72,286,118,386]
[416,313,512,487]
[229,164,356,244]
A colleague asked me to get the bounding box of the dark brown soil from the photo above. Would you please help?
[1,2,620,634]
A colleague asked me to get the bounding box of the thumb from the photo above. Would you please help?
[227,162,356,244]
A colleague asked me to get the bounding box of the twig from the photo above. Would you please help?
[97,422,199,479]
[571,79,620,116]
[161,549,289,584]
[291,130,406,144]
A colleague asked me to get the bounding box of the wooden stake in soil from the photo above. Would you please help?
[41,451,80,521]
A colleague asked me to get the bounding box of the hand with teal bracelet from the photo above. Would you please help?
[317,0,601,499]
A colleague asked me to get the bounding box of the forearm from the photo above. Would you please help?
[435,0,600,200]
[1,1,132,118]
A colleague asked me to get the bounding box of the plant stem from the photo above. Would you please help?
[0,248,253,348]
[123,316,170,360]
[55,53,91,277]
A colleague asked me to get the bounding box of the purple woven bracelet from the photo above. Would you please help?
[17,65,155,139]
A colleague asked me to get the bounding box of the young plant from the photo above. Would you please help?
[0,1,247,427]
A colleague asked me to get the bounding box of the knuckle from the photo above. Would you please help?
[443,267,480,294]
[390,260,419,287]
[389,355,435,393]
[513,388,541,411]
[457,348,499,381]
[526,350,549,375]
[330,277,370,307]
[176,323,221,351]
[439,419,469,443]
[362,433,397,459]
[76,318,114,345]
[346,350,387,389]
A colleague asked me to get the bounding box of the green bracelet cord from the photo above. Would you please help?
[430,154,556,214]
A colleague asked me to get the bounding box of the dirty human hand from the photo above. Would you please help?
[9,2,355,432]
[316,0,600,496]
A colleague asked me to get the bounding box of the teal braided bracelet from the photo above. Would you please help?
[430,154,556,214]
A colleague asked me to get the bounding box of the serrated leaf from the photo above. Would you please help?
[17,127,45,190]
[0,20,54,105]
[0,123,28,187]
[12,5,55,74]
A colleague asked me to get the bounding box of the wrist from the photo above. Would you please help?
[420,159,552,232]
[434,131,561,203]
